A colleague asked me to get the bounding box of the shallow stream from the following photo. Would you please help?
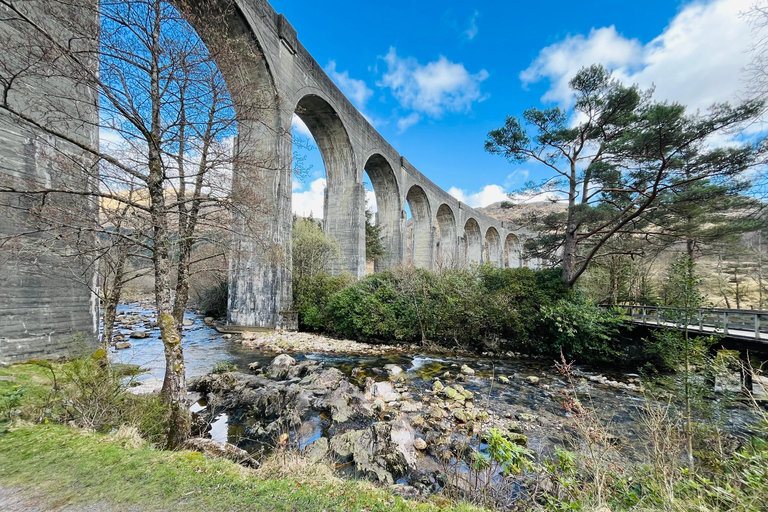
[110,302,761,464]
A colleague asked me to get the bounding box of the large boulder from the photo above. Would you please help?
[329,420,415,484]
[266,354,297,380]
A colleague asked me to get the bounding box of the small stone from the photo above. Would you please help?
[442,371,452,379]
[413,438,427,450]
[517,413,538,423]
[373,398,387,412]
[432,380,444,394]
[498,375,510,385]
[429,404,446,420]
[247,362,260,371]
[114,342,131,350]
[241,331,257,341]
[204,317,214,325]
[526,376,540,385]
[453,409,469,423]
[183,319,194,327]
[129,330,149,339]
[401,401,421,413]
[442,387,458,400]
[384,364,404,376]
[221,334,232,339]
[460,364,475,376]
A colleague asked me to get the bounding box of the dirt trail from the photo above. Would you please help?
[0,487,145,512]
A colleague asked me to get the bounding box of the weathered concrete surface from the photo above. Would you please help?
[0,1,99,363]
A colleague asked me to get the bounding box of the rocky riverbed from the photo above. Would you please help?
[108,301,759,503]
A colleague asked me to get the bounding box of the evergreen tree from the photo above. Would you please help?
[485,65,765,288]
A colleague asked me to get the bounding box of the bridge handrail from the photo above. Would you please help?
[603,304,768,341]
[607,304,768,315]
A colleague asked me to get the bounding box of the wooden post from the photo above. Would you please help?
[756,314,761,341]
[740,350,753,395]
[642,307,647,323]
[723,312,729,336]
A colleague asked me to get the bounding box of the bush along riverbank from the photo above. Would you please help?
[294,265,627,364]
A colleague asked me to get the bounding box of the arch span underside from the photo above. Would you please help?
[364,154,401,271]
[0,0,531,344]
[177,1,297,329]
[504,233,521,268]
[294,94,362,277]
[435,204,457,269]
[485,227,501,266]
[406,185,433,269]
[463,218,483,265]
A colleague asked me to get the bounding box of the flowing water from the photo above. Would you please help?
[110,302,763,463]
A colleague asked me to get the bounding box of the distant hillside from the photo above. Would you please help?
[477,200,567,226]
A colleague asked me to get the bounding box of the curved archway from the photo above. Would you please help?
[463,218,482,266]
[435,204,457,269]
[364,154,401,271]
[485,227,501,266]
[176,3,293,328]
[406,186,432,268]
[294,94,360,276]
[504,233,522,268]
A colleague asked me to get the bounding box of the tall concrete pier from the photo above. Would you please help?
[0,0,99,362]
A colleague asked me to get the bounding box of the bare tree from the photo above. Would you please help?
[0,0,267,447]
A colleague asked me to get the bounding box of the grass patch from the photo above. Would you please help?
[0,423,484,512]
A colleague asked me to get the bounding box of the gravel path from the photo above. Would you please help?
[0,487,144,512]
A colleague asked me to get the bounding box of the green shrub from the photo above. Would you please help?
[211,361,237,374]
[0,385,24,423]
[537,293,625,361]
[197,279,228,318]
[295,272,352,331]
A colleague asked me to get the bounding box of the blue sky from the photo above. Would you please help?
[279,0,761,217]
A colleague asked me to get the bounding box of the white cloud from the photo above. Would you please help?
[325,61,374,109]
[504,169,530,188]
[378,47,489,122]
[448,184,510,207]
[397,112,421,132]
[292,177,326,218]
[291,114,313,139]
[464,11,479,41]
[521,0,756,113]
[365,189,377,217]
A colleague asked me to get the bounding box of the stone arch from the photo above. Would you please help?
[406,185,432,268]
[463,218,482,266]
[435,204,457,269]
[485,227,501,266]
[504,233,522,268]
[294,94,360,276]
[175,3,294,329]
[364,153,401,271]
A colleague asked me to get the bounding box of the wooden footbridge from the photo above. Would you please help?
[613,305,768,344]
[611,305,768,394]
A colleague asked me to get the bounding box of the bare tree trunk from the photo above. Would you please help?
[100,245,128,356]
[146,2,188,448]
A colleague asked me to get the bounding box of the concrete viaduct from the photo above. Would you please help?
[220,0,537,330]
[0,0,538,362]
